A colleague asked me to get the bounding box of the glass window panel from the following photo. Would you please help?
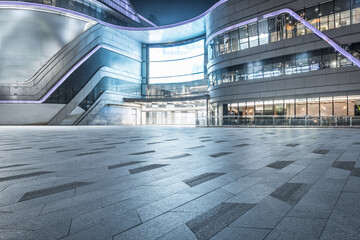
[149,39,204,84]
[264,100,274,115]
[246,102,255,115]
[236,64,245,81]
[248,23,259,48]
[258,19,269,45]
[296,99,307,116]
[253,61,263,79]
[217,35,225,56]
[335,0,351,27]
[338,45,353,67]
[230,103,239,115]
[284,54,296,74]
[334,96,347,115]
[255,101,264,115]
[353,0,360,24]
[273,57,283,76]
[263,59,273,78]
[239,103,246,116]
[321,48,337,69]
[348,95,360,116]
[308,97,320,116]
[308,50,321,71]
[239,26,249,50]
[268,18,277,42]
[246,62,254,80]
[224,34,231,54]
[284,99,295,116]
[296,52,310,72]
[305,5,320,33]
[274,100,284,115]
[320,1,335,31]
[296,9,306,36]
[285,14,295,38]
[320,97,333,115]
[275,15,285,41]
[230,29,239,52]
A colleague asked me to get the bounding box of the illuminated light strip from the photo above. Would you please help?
[138,14,158,27]
[206,8,360,68]
[0,45,141,104]
[0,0,227,31]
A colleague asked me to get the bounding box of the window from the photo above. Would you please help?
[217,35,225,56]
[335,0,351,28]
[296,99,307,116]
[296,9,306,36]
[352,0,360,24]
[274,100,284,115]
[284,99,295,116]
[284,55,296,74]
[149,39,205,84]
[268,18,277,42]
[273,57,283,76]
[255,101,264,115]
[296,53,309,72]
[320,1,335,31]
[309,50,321,71]
[320,97,333,115]
[308,98,320,116]
[230,29,239,52]
[263,59,273,78]
[285,14,295,38]
[321,48,337,68]
[239,26,249,50]
[246,102,255,115]
[264,101,274,115]
[305,5,320,33]
[248,23,259,48]
[334,96,347,115]
[224,34,231,54]
[258,20,269,45]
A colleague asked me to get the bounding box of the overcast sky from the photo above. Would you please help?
[131,0,219,26]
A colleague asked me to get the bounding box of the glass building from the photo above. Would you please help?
[0,0,360,126]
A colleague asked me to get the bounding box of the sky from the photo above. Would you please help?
[131,0,219,26]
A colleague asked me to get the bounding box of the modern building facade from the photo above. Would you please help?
[0,0,360,126]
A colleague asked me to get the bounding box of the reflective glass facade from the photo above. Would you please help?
[209,43,360,86]
[209,0,360,60]
[223,95,360,117]
[148,39,205,84]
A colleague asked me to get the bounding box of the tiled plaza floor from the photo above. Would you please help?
[0,126,360,240]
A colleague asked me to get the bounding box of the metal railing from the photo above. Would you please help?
[197,115,360,127]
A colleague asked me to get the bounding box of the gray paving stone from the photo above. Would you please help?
[0,171,54,183]
[231,196,292,229]
[209,152,233,158]
[186,203,255,240]
[129,164,168,174]
[266,161,294,170]
[183,173,225,187]
[212,227,270,240]
[108,161,146,170]
[270,183,311,205]
[266,217,327,240]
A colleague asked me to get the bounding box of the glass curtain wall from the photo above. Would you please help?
[222,95,360,117]
[149,39,205,84]
[209,0,359,60]
[209,43,360,86]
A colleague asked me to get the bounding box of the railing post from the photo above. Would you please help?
[350,117,352,127]
[273,116,275,127]
[305,116,307,127]
[335,116,337,127]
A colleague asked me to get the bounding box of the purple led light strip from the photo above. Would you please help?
[0,45,140,104]
[206,8,360,68]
